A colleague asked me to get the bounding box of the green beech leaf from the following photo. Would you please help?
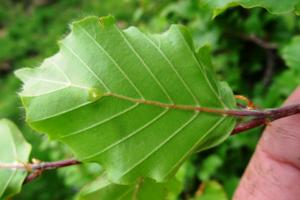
[202,0,300,17]
[282,36,300,70]
[76,175,181,200]
[16,16,236,184]
[0,119,31,199]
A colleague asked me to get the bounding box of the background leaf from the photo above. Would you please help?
[193,180,228,200]
[0,119,31,199]
[16,16,236,184]
[264,36,300,106]
[201,0,300,17]
[76,175,181,200]
[281,35,300,70]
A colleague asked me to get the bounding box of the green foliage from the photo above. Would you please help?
[76,176,181,200]
[194,181,228,200]
[282,35,300,69]
[16,15,236,184]
[198,155,223,181]
[0,119,31,199]
[202,0,300,17]
[263,36,300,106]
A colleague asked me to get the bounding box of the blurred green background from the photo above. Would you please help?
[0,0,299,199]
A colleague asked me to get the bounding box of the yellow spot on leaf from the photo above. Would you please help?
[88,87,103,102]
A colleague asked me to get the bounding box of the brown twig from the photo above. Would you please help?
[237,33,278,50]
[262,50,275,88]
[29,159,81,170]
[0,159,81,184]
[231,118,266,135]
[231,103,300,135]
[24,169,44,184]
[0,159,81,171]
[0,103,299,183]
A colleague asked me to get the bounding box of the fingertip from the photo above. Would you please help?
[284,86,300,105]
[234,85,300,199]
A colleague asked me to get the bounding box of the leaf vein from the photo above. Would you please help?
[30,101,93,122]
[79,26,145,99]
[115,27,174,104]
[0,126,19,197]
[174,28,226,108]
[61,43,111,92]
[82,108,169,160]
[58,103,139,139]
[163,116,226,179]
[118,112,199,178]
[49,60,72,83]
[0,170,17,197]
[142,33,200,106]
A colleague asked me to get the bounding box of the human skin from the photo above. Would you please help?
[234,86,300,200]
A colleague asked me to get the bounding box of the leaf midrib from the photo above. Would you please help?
[25,86,228,123]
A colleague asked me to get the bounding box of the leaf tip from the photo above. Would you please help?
[14,68,25,82]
